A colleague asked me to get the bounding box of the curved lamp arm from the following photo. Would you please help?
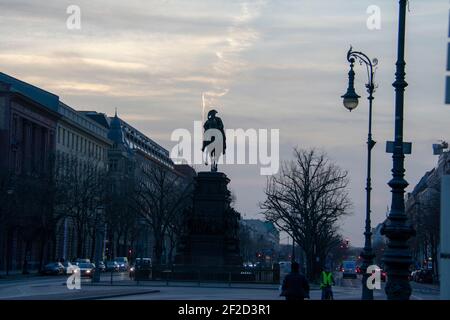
[346,46,378,95]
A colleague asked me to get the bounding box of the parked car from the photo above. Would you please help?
[105,261,120,272]
[77,263,95,278]
[41,262,65,275]
[114,257,129,271]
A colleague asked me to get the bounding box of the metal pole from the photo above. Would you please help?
[345,48,377,300]
[361,87,375,300]
[381,0,415,300]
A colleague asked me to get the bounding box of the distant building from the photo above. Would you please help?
[0,72,195,272]
[54,103,111,262]
[240,219,280,263]
[405,152,446,276]
[85,111,195,262]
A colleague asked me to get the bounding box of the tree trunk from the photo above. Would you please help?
[51,231,57,261]
[38,233,46,272]
[90,229,96,261]
[124,232,128,258]
[116,236,121,258]
[152,235,164,280]
[76,226,83,258]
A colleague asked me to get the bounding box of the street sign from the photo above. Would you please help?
[386,141,412,154]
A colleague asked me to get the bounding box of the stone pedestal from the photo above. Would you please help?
[175,172,242,271]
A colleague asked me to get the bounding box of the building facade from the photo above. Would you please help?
[54,103,111,262]
[85,111,195,263]
[405,152,447,278]
[1,72,195,272]
[0,72,60,271]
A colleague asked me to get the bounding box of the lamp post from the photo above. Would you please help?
[341,47,377,300]
[380,0,415,300]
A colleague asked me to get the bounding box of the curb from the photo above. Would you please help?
[72,290,160,300]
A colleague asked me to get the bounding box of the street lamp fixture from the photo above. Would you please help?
[341,54,361,112]
[341,46,378,300]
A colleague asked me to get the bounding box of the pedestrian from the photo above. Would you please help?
[280,262,310,301]
[320,266,335,300]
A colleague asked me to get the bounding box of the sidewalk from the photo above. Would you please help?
[6,287,160,300]
[88,279,321,291]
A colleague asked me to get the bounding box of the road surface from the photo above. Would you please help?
[0,272,440,300]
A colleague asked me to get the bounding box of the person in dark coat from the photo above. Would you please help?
[281,262,310,300]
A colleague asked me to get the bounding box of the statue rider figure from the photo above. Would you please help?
[202,109,226,172]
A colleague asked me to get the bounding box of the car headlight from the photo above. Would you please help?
[86,270,91,273]
[130,267,135,272]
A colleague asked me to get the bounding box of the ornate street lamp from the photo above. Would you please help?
[341,46,378,300]
[341,53,361,112]
[381,0,415,300]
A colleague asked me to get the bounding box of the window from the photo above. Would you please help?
[63,129,66,146]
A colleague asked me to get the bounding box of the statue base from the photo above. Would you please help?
[174,171,242,273]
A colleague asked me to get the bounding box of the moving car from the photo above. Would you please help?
[114,257,129,271]
[105,261,120,272]
[129,258,152,280]
[62,261,76,274]
[74,258,91,264]
[41,262,65,275]
[77,262,95,278]
[342,260,357,279]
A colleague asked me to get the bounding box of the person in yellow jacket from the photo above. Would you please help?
[320,267,335,300]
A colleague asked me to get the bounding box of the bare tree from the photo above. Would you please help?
[103,175,138,259]
[260,148,351,279]
[57,155,107,259]
[133,163,193,270]
[408,187,440,279]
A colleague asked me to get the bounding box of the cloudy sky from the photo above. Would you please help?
[0,0,448,246]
